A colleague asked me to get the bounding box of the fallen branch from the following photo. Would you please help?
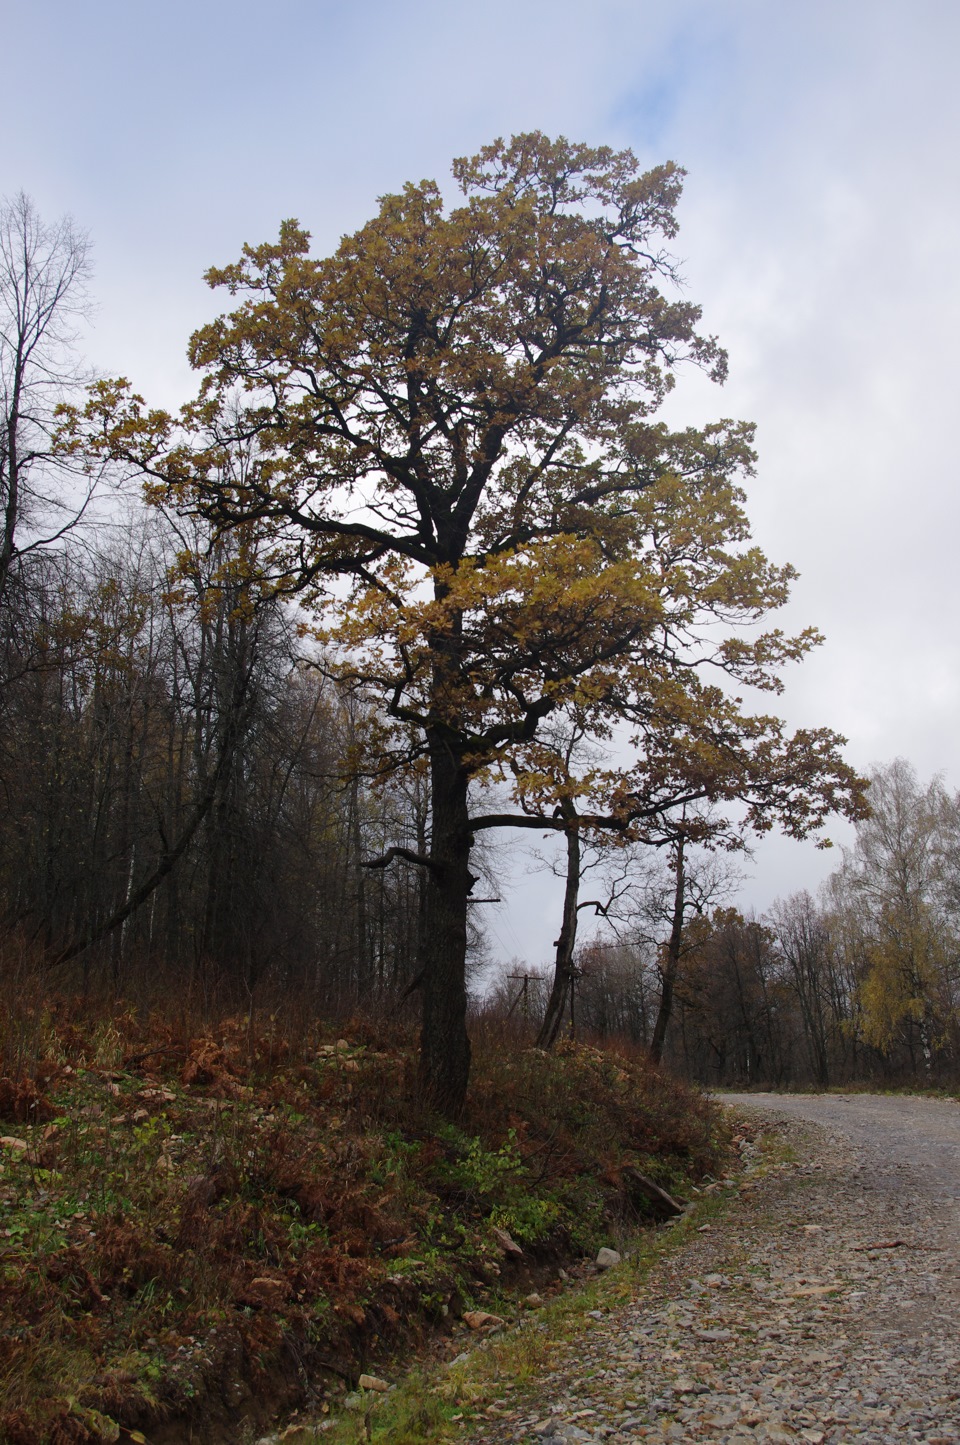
[622,1166,684,1219]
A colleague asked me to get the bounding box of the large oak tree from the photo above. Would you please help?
[69,134,862,1114]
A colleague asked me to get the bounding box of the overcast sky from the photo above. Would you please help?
[7,0,959,971]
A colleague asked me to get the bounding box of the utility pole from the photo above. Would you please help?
[506,972,532,1022]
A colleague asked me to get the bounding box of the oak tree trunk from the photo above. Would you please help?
[418,733,473,1115]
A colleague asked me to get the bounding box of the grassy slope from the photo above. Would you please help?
[0,1007,730,1444]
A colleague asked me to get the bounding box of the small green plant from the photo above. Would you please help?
[370,1129,422,1192]
[132,1113,169,1155]
[460,1131,524,1196]
[432,1128,559,1245]
[286,1214,329,1252]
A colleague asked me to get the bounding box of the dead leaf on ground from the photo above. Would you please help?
[464,1309,505,1330]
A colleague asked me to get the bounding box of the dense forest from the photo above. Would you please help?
[2,142,956,1104]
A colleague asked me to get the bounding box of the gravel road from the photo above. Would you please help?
[460,1093,960,1444]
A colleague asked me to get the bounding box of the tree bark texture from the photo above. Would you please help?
[537,811,581,1049]
[418,733,473,1115]
[650,833,685,1065]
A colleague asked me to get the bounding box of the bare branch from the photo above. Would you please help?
[361,844,440,874]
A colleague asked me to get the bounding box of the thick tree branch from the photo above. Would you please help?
[361,844,441,875]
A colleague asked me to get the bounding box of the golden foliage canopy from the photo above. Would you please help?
[62,133,863,843]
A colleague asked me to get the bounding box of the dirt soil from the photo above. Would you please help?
[454,1092,960,1444]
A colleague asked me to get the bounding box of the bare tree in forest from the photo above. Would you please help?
[499,703,862,1054]
[770,891,836,1086]
[0,193,97,653]
[640,824,742,1064]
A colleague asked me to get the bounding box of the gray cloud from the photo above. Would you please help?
[6,0,957,956]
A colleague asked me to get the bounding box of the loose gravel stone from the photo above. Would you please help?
[460,1094,960,1445]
